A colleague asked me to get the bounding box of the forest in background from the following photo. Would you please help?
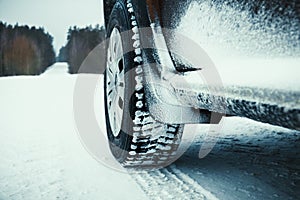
[0,22,56,76]
[0,22,106,76]
[58,25,106,74]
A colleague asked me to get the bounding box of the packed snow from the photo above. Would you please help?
[0,63,147,200]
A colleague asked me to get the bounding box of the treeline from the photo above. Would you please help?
[0,22,56,76]
[58,25,106,74]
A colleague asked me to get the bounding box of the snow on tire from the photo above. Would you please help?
[104,0,184,169]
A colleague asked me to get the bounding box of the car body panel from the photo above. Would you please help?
[103,0,300,130]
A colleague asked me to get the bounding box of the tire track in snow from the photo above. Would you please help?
[131,165,218,200]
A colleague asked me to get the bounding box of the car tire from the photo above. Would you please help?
[104,0,184,168]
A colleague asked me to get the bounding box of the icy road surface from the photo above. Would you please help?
[0,63,299,200]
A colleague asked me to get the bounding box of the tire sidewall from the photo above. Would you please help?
[104,0,137,162]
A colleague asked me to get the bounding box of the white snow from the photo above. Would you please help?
[0,63,147,200]
[128,115,299,200]
[178,118,300,200]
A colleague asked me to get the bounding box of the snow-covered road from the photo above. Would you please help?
[0,63,299,199]
[0,63,147,200]
[130,119,299,200]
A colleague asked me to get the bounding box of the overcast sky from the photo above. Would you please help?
[0,0,103,53]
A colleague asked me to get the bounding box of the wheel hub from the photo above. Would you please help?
[106,28,125,137]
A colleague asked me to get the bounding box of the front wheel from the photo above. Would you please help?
[104,0,184,168]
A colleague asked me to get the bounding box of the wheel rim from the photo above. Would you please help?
[106,28,125,137]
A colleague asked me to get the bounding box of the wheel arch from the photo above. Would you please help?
[103,0,155,31]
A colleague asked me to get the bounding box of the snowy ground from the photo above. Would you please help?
[177,120,300,200]
[0,63,299,200]
[0,63,147,200]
